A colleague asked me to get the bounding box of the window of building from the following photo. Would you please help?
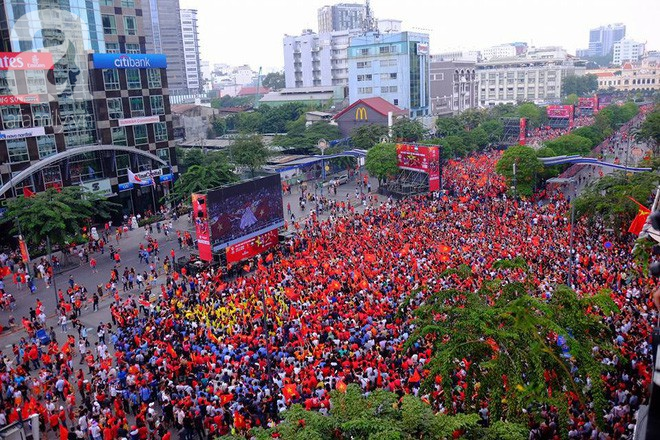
[360,48,370,56]
[133,124,148,145]
[126,69,142,89]
[154,122,168,142]
[100,0,113,6]
[112,127,127,146]
[42,165,62,188]
[121,0,135,7]
[105,42,120,53]
[156,148,170,162]
[31,103,51,126]
[25,70,48,94]
[102,14,116,35]
[150,95,165,115]
[107,98,123,119]
[393,99,399,105]
[124,16,137,36]
[147,69,162,88]
[103,69,120,90]
[381,86,398,93]
[129,97,145,117]
[356,61,371,69]
[1,106,22,129]
[125,43,141,54]
[380,59,397,67]
[7,138,28,163]
[0,71,17,95]
[357,87,373,94]
[37,135,57,158]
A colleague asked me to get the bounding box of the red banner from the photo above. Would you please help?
[518,118,527,145]
[0,52,54,70]
[577,97,596,109]
[396,144,441,191]
[0,94,40,105]
[226,228,279,263]
[546,105,573,119]
[18,236,30,264]
[191,193,212,262]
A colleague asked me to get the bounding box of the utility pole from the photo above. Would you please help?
[567,179,576,288]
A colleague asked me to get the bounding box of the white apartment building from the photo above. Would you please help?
[477,56,586,106]
[612,39,646,65]
[180,9,201,92]
[283,29,358,89]
[481,44,517,61]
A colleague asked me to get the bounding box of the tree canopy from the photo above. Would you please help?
[168,155,238,205]
[2,187,120,249]
[544,134,594,156]
[495,146,543,197]
[261,71,286,90]
[350,124,388,149]
[273,120,342,153]
[392,118,426,142]
[365,142,398,185]
[561,74,599,97]
[229,135,271,177]
[638,106,660,154]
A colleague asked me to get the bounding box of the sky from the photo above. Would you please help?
[180,0,660,71]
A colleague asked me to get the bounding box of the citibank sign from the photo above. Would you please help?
[92,53,167,69]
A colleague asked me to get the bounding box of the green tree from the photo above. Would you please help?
[638,107,660,154]
[2,187,120,249]
[168,160,238,205]
[211,117,226,137]
[261,71,286,90]
[210,95,252,109]
[464,126,489,150]
[495,146,543,197]
[392,118,426,141]
[563,93,579,105]
[350,124,388,149]
[458,108,488,130]
[229,135,271,177]
[570,126,605,147]
[435,116,463,137]
[365,142,398,186]
[545,134,593,156]
[440,135,468,158]
[480,119,504,144]
[561,74,598,97]
[407,277,619,430]
[517,102,542,128]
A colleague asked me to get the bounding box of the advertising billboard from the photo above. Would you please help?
[578,97,596,109]
[206,174,284,251]
[92,53,167,69]
[0,52,54,70]
[226,228,279,263]
[518,118,527,145]
[546,105,573,119]
[191,193,212,262]
[396,144,441,191]
[0,94,40,105]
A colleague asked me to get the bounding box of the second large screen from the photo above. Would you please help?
[206,174,285,251]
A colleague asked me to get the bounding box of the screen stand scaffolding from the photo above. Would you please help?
[384,169,429,198]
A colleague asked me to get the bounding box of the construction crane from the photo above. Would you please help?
[254,66,262,109]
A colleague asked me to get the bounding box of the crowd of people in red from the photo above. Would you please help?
[0,149,656,439]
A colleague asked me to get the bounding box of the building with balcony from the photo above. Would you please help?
[347,31,430,117]
[476,54,586,106]
[429,59,477,115]
[612,39,646,65]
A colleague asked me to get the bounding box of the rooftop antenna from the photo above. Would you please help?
[363,0,377,34]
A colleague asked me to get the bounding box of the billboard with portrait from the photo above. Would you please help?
[396,144,441,191]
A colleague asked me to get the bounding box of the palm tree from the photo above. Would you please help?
[168,161,238,205]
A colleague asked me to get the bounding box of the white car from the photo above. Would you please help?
[336,174,349,185]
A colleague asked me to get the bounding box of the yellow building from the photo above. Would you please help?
[592,62,660,92]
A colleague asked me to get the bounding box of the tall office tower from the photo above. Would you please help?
[180,9,202,93]
[318,3,366,33]
[588,23,626,57]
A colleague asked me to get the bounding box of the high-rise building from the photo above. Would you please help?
[481,44,517,61]
[143,0,191,95]
[347,31,430,117]
[318,3,366,33]
[283,29,358,89]
[612,38,645,65]
[588,23,626,57]
[0,0,177,215]
[180,9,202,93]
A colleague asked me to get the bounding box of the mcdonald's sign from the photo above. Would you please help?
[355,106,368,121]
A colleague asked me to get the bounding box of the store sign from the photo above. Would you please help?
[134,169,163,180]
[117,115,161,127]
[0,94,40,105]
[159,173,173,182]
[0,126,45,140]
[416,43,429,55]
[82,178,113,197]
[0,52,54,70]
[92,53,167,69]
[118,182,134,192]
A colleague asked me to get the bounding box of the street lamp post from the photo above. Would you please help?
[318,139,328,197]
[567,178,576,288]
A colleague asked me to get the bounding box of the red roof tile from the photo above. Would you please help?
[333,97,407,120]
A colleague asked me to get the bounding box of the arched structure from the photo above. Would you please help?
[0,145,167,198]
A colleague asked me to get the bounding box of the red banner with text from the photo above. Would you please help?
[226,228,279,263]
[191,193,212,262]
[518,118,527,145]
[396,144,441,192]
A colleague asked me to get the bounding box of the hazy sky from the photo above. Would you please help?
[180,0,659,71]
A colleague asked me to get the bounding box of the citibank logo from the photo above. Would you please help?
[355,107,368,121]
[114,55,151,68]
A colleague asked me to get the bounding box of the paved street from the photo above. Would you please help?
[0,171,381,349]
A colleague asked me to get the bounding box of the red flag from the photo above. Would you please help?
[336,381,347,393]
[409,369,421,383]
[265,253,273,263]
[23,186,35,198]
[628,207,651,235]
[282,384,298,402]
[59,424,68,440]
[364,253,377,263]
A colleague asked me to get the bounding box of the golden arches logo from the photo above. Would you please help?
[355,107,368,121]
